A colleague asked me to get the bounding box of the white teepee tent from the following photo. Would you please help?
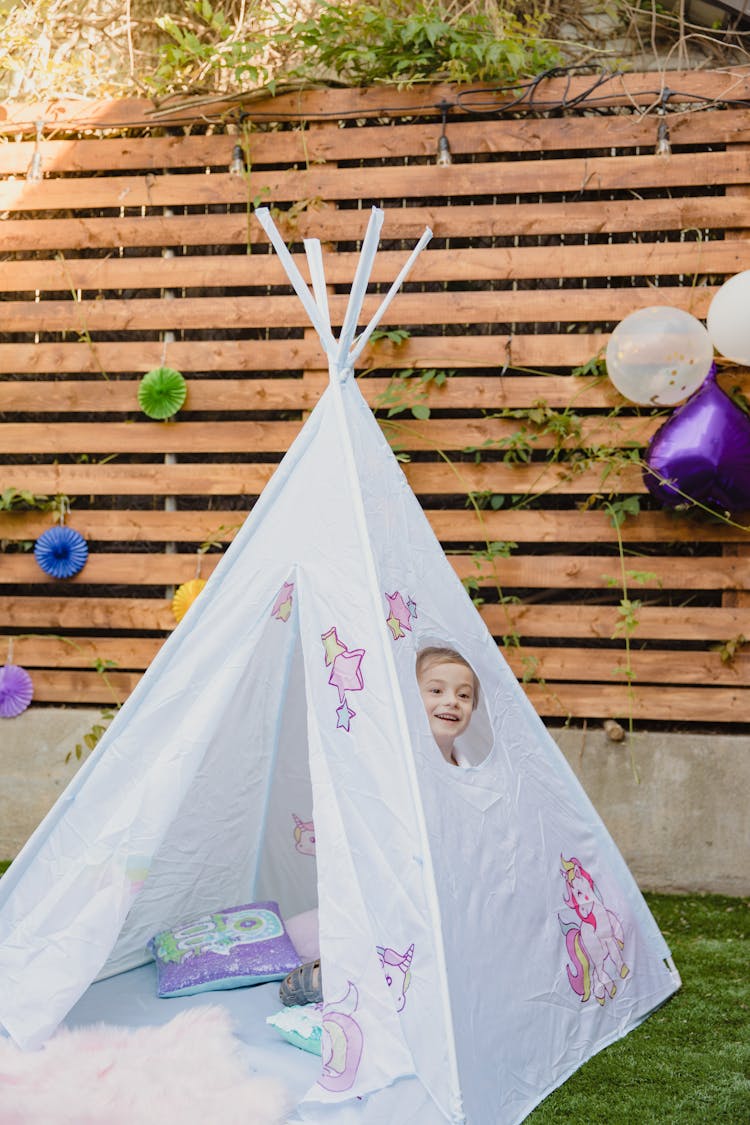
[0,208,679,1124]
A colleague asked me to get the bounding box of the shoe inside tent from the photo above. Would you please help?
[0,208,680,1124]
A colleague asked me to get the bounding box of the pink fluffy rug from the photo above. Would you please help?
[0,1006,292,1125]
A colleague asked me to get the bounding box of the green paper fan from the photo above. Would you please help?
[138,367,187,420]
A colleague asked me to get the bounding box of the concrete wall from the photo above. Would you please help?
[1,709,748,895]
[553,726,749,897]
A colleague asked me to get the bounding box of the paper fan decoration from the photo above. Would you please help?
[34,525,88,579]
[172,578,207,623]
[0,663,34,718]
[138,367,187,419]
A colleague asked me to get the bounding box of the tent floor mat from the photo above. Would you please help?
[65,962,320,1103]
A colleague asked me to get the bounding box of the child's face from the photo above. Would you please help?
[417,659,475,758]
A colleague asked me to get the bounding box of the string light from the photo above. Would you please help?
[25,120,44,182]
[228,141,245,176]
[4,66,750,135]
[655,87,672,159]
[436,100,452,166]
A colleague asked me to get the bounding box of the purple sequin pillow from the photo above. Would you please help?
[148,901,301,998]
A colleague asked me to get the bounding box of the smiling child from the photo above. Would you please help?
[416,646,480,767]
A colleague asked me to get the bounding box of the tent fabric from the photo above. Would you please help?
[0,208,679,1123]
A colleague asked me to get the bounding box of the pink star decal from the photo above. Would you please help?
[321,627,347,666]
[271,582,295,622]
[336,698,356,731]
[386,613,405,640]
[385,591,412,632]
[329,648,365,702]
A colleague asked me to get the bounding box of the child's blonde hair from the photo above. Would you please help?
[415,646,480,709]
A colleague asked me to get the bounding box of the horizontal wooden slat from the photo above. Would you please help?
[3,71,750,133]
[19,668,750,720]
[1,197,747,254]
[0,374,630,413]
[3,550,748,591]
[483,604,750,642]
[1,507,747,543]
[3,596,748,641]
[523,683,749,722]
[0,334,611,372]
[1,370,747,414]
[10,634,748,686]
[0,286,716,333]
[1,239,745,293]
[2,152,749,214]
[0,415,663,455]
[0,460,646,498]
[3,109,750,175]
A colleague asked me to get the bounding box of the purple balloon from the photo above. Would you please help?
[643,365,750,515]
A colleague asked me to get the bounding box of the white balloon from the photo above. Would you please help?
[707,270,750,364]
[605,306,714,406]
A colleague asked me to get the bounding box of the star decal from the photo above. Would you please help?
[271,582,295,622]
[406,597,418,619]
[385,591,412,633]
[386,612,405,640]
[276,598,293,622]
[336,698,356,731]
[321,626,347,666]
[329,648,365,701]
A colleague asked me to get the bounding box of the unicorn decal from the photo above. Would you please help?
[376,943,414,1012]
[292,814,316,857]
[318,982,364,1093]
[558,855,630,1006]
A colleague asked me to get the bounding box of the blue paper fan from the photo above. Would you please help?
[34,525,89,579]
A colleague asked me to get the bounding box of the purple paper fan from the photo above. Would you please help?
[34,526,89,579]
[0,664,34,718]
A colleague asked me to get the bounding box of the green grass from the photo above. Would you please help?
[0,860,10,876]
[0,865,745,1120]
[529,893,750,1124]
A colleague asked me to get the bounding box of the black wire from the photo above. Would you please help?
[5,63,750,135]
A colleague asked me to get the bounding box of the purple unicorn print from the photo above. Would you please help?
[318,982,364,1094]
[558,855,630,1006]
[376,943,414,1012]
[292,814,316,857]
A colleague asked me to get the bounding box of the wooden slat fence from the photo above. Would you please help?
[1,72,749,725]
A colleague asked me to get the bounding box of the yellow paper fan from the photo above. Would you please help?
[172,578,207,623]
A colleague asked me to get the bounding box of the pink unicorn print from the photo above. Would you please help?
[318,982,364,1093]
[376,943,414,1012]
[558,854,630,1006]
[292,814,316,857]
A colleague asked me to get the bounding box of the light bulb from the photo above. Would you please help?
[25,152,43,182]
[436,135,452,166]
[229,143,245,176]
[25,120,44,182]
[655,116,671,160]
